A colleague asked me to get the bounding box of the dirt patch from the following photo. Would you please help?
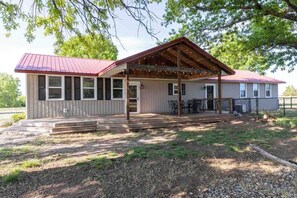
[1,118,297,197]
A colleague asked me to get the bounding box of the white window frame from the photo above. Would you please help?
[173,83,178,95]
[46,75,65,101]
[81,77,97,100]
[253,83,260,98]
[111,78,124,100]
[265,83,272,98]
[240,83,247,98]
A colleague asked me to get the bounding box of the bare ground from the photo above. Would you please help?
[1,118,297,197]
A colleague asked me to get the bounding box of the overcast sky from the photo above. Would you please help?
[0,3,295,95]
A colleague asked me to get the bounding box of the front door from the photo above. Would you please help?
[205,84,215,110]
[129,83,140,113]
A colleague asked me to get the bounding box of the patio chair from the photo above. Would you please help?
[168,100,188,114]
[168,100,178,114]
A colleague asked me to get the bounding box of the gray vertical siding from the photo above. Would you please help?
[27,74,281,118]
[133,79,201,113]
[27,74,124,119]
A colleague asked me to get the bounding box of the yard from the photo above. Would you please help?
[1,114,297,197]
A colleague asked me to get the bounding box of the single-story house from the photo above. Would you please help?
[15,37,285,119]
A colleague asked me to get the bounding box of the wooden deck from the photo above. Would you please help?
[9,113,236,135]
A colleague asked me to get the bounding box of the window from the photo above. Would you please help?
[82,77,96,99]
[253,83,259,98]
[112,79,123,99]
[265,84,271,98]
[47,76,63,99]
[173,83,178,95]
[240,83,247,98]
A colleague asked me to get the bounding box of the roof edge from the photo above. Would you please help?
[15,69,99,77]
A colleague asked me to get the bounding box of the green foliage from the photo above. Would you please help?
[0,1,156,43]
[15,96,26,107]
[283,85,297,96]
[1,168,22,184]
[124,144,200,161]
[11,112,26,123]
[0,73,21,108]
[21,159,42,168]
[54,34,118,60]
[177,128,294,151]
[210,34,269,73]
[163,0,297,73]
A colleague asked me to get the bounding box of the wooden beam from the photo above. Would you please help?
[218,71,222,114]
[167,47,215,73]
[128,64,203,74]
[177,47,182,117]
[126,69,130,120]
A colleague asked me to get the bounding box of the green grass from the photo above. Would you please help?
[0,145,36,160]
[177,128,294,151]
[1,168,22,184]
[77,156,113,169]
[124,144,200,161]
[275,117,297,128]
[21,159,42,168]
[261,109,297,128]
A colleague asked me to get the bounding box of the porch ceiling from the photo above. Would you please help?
[101,37,235,80]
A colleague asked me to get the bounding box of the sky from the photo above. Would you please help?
[0,3,295,96]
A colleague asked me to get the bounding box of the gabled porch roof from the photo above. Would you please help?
[99,37,235,79]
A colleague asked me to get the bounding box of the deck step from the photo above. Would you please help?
[54,121,97,127]
[51,126,97,133]
[51,128,97,135]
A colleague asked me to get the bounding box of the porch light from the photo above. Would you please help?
[140,84,144,89]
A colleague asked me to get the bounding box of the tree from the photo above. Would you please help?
[283,85,297,96]
[0,73,21,108]
[163,0,297,73]
[0,0,158,44]
[209,33,269,74]
[55,34,118,60]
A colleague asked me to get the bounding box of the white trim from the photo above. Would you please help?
[173,83,178,95]
[111,77,125,100]
[81,77,97,100]
[46,75,65,101]
[204,84,216,109]
[239,83,247,98]
[128,81,141,114]
[253,83,260,98]
[25,74,29,119]
[265,83,272,98]
[204,84,216,98]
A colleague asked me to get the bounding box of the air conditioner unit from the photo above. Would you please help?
[234,104,247,113]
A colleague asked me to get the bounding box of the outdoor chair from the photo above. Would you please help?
[168,100,188,114]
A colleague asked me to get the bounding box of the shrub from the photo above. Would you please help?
[11,112,26,123]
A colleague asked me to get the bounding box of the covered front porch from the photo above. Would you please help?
[100,37,235,120]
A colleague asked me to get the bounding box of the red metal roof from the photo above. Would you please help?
[15,53,115,76]
[206,70,285,84]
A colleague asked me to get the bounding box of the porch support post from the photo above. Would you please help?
[125,69,130,120]
[177,47,182,117]
[218,70,222,114]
